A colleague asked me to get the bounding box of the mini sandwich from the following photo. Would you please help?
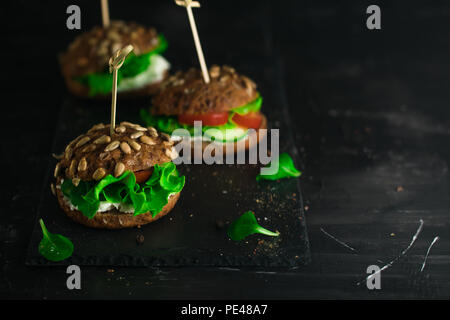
[52,122,184,229]
[141,65,267,153]
[59,20,170,98]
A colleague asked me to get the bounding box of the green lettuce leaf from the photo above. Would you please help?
[256,152,302,181]
[61,162,185,219]
[227,211,279,241]
[75,34,168,96]
[230,96,262,115]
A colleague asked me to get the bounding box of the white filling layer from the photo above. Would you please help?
[58,180,174,214]
[117,54,170,92]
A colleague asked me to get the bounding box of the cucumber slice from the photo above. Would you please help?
[203,125,248,142]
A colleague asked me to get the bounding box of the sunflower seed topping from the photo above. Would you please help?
[65,148,73,161]
[161,132,171,142]
[69,159,77,177]
[54,163,61,178]
[148,127,158,137]
[115,126,126,133]
[89,123,105,132]
[93,168,106,180]
[94,135,111,145]
[114,162,125,177]
[82,144,97,153]
[130,131,144,139]
[133,125,148,132]
[104,140,120,152]
[129,140,141,151]
[120,142,131,154]
[75,136,91,149]
[140,135,156,145]
[209,65,220,78]
[72,177,81,187]
[78,157,87,171]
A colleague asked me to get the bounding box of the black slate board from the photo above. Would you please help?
[25,64,310,267]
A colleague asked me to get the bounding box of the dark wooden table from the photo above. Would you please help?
[1,0,449,299]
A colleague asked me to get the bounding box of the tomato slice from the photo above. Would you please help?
[231,112,262,129]
[178,112,229,126]
[134,169,154,184]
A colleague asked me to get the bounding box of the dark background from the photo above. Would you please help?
[1,0,450,299]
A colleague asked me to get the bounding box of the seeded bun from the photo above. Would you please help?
[55,183,180,229]
[59,20,168,98]
[151,65,259,115]
[54,122,178,183]
[53,122,180,229]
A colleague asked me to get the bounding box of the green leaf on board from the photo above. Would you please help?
[227,211,279,241]
[256,152,302,181]
[38,219,74,262]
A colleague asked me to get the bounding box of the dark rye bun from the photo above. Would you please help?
[151,65,259,115]
[53,122,180,229]
[59,20,168,98]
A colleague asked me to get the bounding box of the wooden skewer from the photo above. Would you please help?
[175,0,210,83]
[101,0,110,28]
[108,45,134,136]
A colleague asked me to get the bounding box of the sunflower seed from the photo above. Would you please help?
[120,121,135,127]
[129,140,141,151]
[133,125,148,132]
[75,136,91,149]
[223,65,236,74]
[90,123,105,131]
[52,153,63,160]
[82,144,97,153]
[94,135,111,145]
[120,142,131,154]
[115,126,126,133]
[209,65,220,78]
[130,131,144,139]
[69,159,77,177]
[93,168,106,180]
[148,127,158,137]
[104,140,120,152]
[99,152,111,161]
[54,163,61,178]
[114,162,125,177]
[140,135,156,145]
[220,74,230,83]
[72,177,81,187]
[161,132,171,142]
[65,148,73,161]
[78,157,87,171]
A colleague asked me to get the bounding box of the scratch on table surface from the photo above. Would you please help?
[320,227,385,263]
[357,219,424,286]
[320,227,358,254]
[420,236,440,272]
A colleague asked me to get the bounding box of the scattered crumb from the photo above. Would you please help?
[390,233,396,237]
[304,205,309,211]
[396,186,404,192]
[107,269,115,273]
[136,234,145,245]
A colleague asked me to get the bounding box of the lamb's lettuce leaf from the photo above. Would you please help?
[256,152,302,181]
[61,162,184,219]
